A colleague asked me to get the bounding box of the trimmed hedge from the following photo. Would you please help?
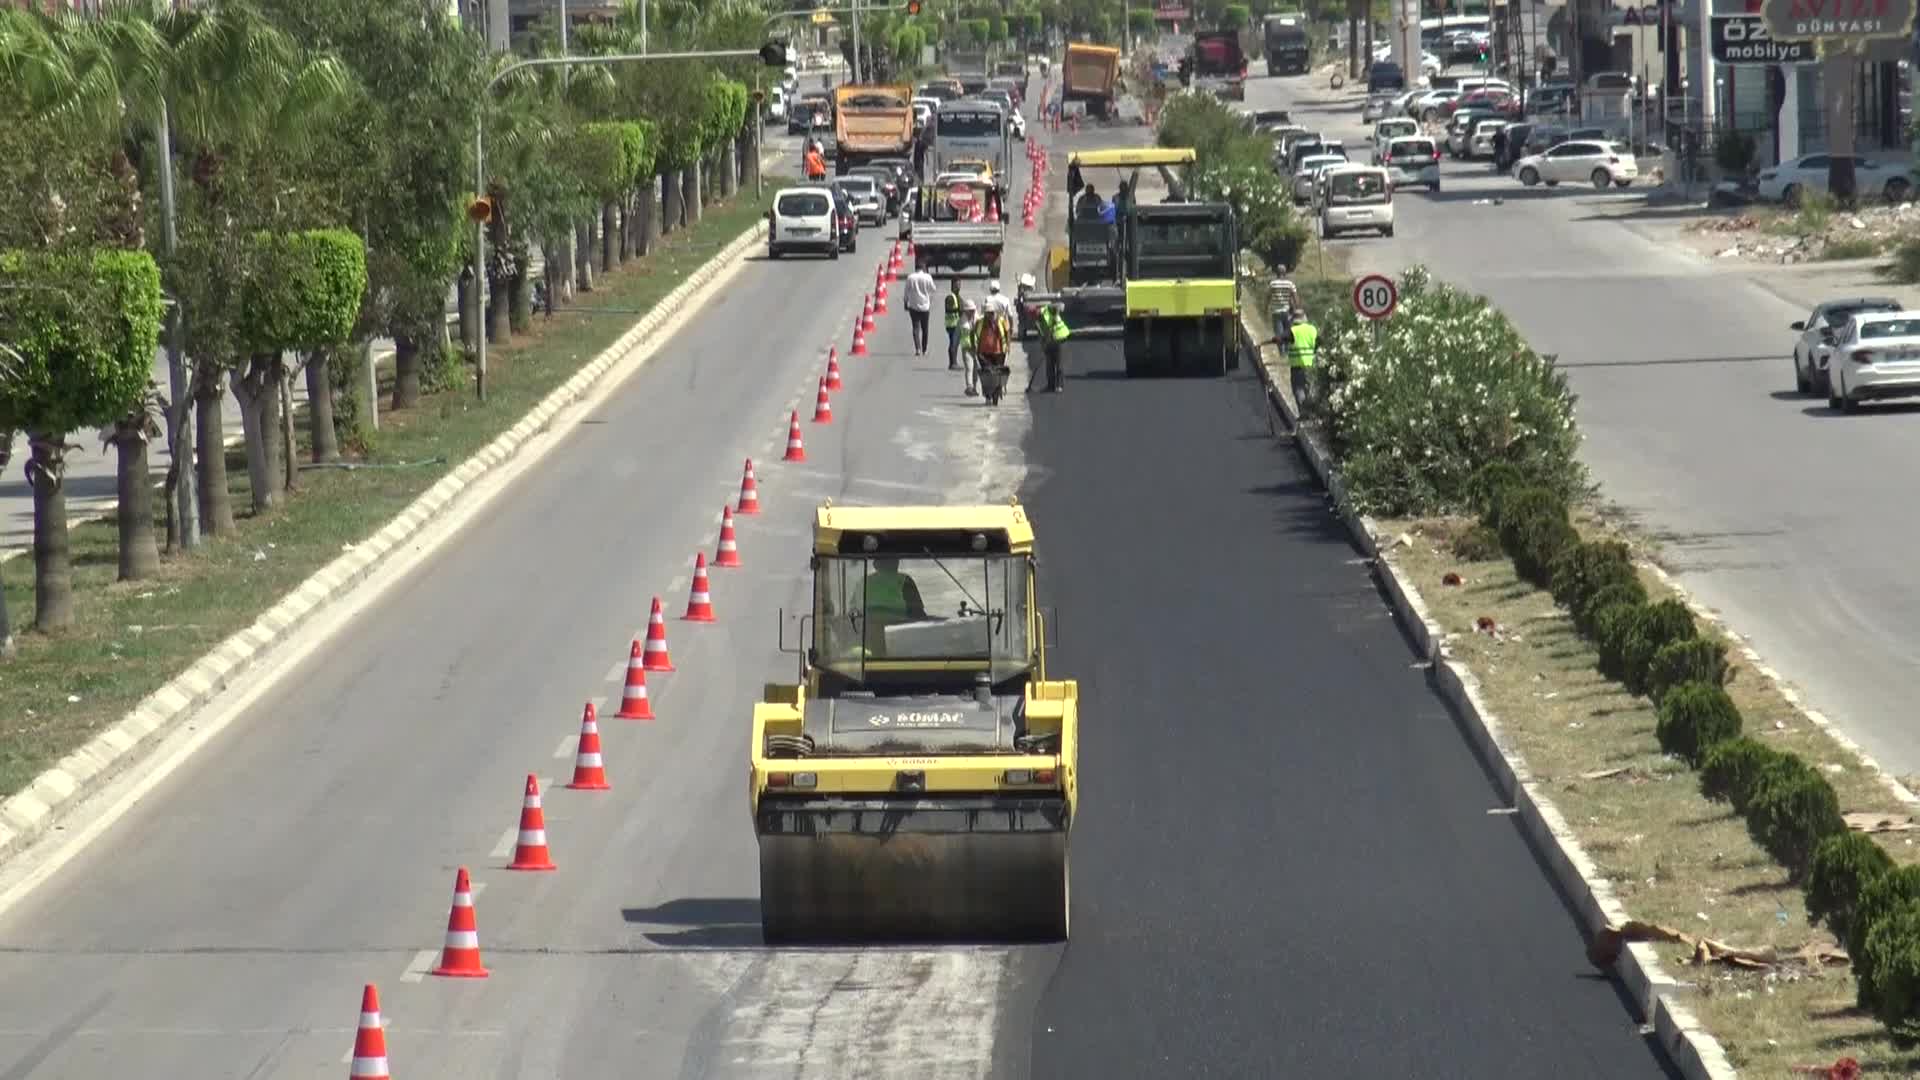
[1495,487,1575,588]
[1654,681,1742,766]
[1645,637,1730,704]
[1699,737,1793,813]
[1450,523,1502,562]
[0,248,164,435]
[242,229,368,352]
[1469,461,1529,527]
[1807,832,1896,943]
[1863,901,1920,1031]
[1620,599,1697,696]
[1743,765,1846,878]
[1593,600,1645,682]
[1548,539,1635,614]
[1576,580,1647,638]
[1851,867,1920,1010]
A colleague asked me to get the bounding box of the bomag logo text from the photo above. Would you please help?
[869,711,969,727]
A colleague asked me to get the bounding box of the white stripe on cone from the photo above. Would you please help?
[444,929,480,948]
[519,828,547,845]
[577,752,603,766]
[351,1057,390,1077]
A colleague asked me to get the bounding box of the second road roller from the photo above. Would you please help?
[748,498,1079,943]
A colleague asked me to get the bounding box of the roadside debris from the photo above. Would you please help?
[1587,919,1849,972]
[1843,810,1916,834]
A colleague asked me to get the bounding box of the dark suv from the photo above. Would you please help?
[1366,61,1405,94]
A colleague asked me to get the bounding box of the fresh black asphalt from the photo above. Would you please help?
[1004,337,1678,1078]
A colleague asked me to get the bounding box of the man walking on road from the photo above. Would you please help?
[1269,308,1319,416]
[1033,301,1072,393]
[943,278,966,371]
[958,298,982,396]
[903,265,936,356]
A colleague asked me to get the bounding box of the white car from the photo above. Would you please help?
[1371,45,1442,78]
[1371,117,1418,162]
[1293,153,1347,203]
[1380,135,1442,192]
[1407,88,1460,122]
[1791,296,1903,396]
[1758,153,1916,205]
[765,87,788,125]
[1467,119,1509,159]
[1362,93,1397,122]
[1007,110,1026,139]
[832,176,886,226]
[1317,164,1394,238]
[1826,310,1920,412]
[766,186,839,259]
[1514,139,1637,189]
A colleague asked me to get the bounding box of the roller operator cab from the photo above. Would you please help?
[750,501,1078,945]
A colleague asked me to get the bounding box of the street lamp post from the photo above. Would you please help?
[471,48,773,401]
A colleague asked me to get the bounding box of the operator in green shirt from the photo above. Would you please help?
[858,557,928,657]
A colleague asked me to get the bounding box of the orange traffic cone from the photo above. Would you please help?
[349,984,391,1079]
[683,553,716,622]
[715,505,742,567]
[812,377,833,424]
[567,703,611,790]
[851,321,868,357]
[1023,203,1035,229]
[506,773,556,871]
[825,353,843,392]
[986,201,1001,223]
[783,411,807,461]
[874,275,889,312]
[430,866,490,977]
[862,295,876,332]
[616,640,655,718]
[737,458,761,514]
[642,597,674,670]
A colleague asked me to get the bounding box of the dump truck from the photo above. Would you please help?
[908,175,1005,278]
[1041,148,1242,377]
[832,84,914,175]
[1062,42,1121,119]
[1263,13,1311,75]
[1187,29,1249,100]
[750,500,1078,943]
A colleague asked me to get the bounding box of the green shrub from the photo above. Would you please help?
[1654,682,1742,766]
[1470,461,1527,526]
[1620,598,1697,696]
[1699,737,1793,812]
[1548,539,1635,614]
[1575,580,1648,638]
[1495,487,1574,588]
[1314,267,1587,517]
[1807,832,1896,944]
[1744,766,1846,877]
[1852,866,1920,1010]
[1450,524,1502,562]
[1864,901,1920,1034]
[1645,638,1730,704]
[1594,601,1648,682]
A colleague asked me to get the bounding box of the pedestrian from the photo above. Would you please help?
[959,298,982,396]
[984,279,1016,322]
[1268,307,1319,416]
[1035,301,1072,393]
[1490,126,1508,173]
[971,299,1013,404]
[903,264,936,356]
[943,278,966,371]
[804,140,827,182]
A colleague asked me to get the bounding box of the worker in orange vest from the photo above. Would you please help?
[804,141,827,182]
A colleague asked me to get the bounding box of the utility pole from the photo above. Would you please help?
[852,0,863,83]
[640,0,648,53]
[157,94,197,548]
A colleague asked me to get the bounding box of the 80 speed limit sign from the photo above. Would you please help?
[1352,274,1398,320]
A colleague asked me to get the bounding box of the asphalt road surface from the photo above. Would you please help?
[0,91,1673,1078]
[1252,69,1920,777]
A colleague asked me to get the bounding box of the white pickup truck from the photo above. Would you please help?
[906,178,1006,279]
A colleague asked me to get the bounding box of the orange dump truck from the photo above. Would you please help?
[833,84,914,174]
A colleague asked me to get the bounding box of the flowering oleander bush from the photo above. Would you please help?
[1315,266,1586,517]
[1155,93,1309,274]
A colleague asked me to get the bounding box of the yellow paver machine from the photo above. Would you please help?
[1041,147,1242,377]
[750,500,1078,943]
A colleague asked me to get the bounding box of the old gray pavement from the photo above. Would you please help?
[1253,68,1920,776]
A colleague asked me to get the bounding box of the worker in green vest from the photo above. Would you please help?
[1271,308,1318,415]
[859,556,928,657]
[943,279,966,372]
[1034,301,1072,393]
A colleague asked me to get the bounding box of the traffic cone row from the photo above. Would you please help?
[813,378,834,424]
[862,294,876,332]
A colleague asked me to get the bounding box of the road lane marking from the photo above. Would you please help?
[399,948,438,983]
[553,735,578,759]
[604,661,627,682]
[490,828,516,858]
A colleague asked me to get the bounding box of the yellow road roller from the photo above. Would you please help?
[749,499,1079,944]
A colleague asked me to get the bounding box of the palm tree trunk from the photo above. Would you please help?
[486,273,510,341]
[110,418,160,581]
[661,172,682,236]
[508,248,532,333]
[457,271,478,352]
[641,185,659,253]
[229,355,282,514]
[194,369,235,535]
[557,229,575,304]
[27,433,73,630]
[277,356,299,494]
[685,164,703,224]
[576,218,595,291]
[393,335,423,410]
[600,203,616,270]
[0,558,13,658]
[306,349,339,464]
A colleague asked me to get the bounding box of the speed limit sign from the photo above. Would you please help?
[1351,272,1397,319]
[1352,274,1398,320]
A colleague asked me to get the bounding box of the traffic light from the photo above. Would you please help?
[467,196,493,223]
[758,41,789,67]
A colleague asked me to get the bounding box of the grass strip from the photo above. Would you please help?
[1379,513,1920,1077]
[0,189,779,798]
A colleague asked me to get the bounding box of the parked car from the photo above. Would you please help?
[765,86,788,126]
[1467,119,1510,159]
[1444,109,1496,157]
[1362,93,1397,122]
[1366,60,1406,93]
[1380,134,1442,192]
[1825,310,1920,412]
[1513,139,1637,189]
[1293,153,1348,203]
[831,175,886,226]
[1316,164,1395,238]
[1791,296,1903,396]
[846,165,903,216]
[1407,88,1459,122]
[766,186,840,259]
[1371,117,1419,163]
[1758,153,1917,205]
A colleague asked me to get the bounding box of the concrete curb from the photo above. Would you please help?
[1238,322,1739,1080]
[0,221,770,866]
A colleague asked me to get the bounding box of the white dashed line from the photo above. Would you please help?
[489,828,517,859]
[553,735,577,759]
[669,574,688,595]
[604,661,626,683]
[399,949,438,983]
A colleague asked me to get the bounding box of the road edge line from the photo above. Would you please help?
[0,220,770,871]
[1238,320,1738,1080]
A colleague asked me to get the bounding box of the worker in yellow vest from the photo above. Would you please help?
[1034,302,1072,393]
[1270,308,1318,415]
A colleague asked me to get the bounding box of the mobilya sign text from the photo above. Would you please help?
[1761,0,1916,41]
[1709,15,1816,62]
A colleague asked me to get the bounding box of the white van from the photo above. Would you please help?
[1317,164,1394,238]
[767,186,839,259]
